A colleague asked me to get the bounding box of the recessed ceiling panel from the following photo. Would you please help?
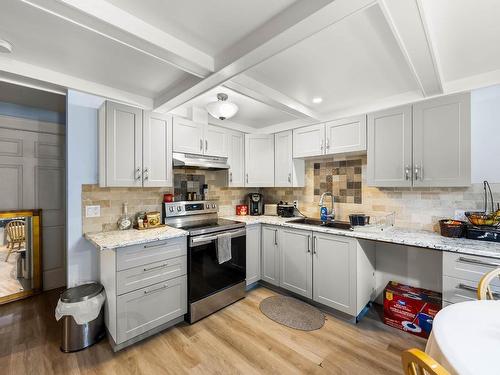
[105,0,298,55]
[0,0,190,97]
[421,0,500,82]
[246,5,419,115]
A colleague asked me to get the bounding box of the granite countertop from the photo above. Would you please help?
[224,215,500,259]
[85,226,188,251]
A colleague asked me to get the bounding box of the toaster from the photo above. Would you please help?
[264,204,278,216]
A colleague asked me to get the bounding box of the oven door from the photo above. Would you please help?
[188,228,246,303]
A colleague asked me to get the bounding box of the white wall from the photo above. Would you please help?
[471,85,500,183]
[66,90,103,286]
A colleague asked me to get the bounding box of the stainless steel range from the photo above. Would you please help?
[163,201,246,323]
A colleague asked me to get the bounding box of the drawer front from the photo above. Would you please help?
[116,275,187,344]
[116,237,186,271]
[443,252,500,288]
[117,256,187,295]
[442,275,500,305]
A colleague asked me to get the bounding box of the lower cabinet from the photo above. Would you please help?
[280,228,312,298]
[246,224,261,286]
[261,225,280,286]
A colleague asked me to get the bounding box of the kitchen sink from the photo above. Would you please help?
[288,217,352,230]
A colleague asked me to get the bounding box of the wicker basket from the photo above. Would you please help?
[439,220,466,238]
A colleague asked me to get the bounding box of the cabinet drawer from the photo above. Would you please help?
[443,252,500,287]
[442,275,500,305]
[116,275,187,344]
[117,256,186,295]
[116,237,186,271]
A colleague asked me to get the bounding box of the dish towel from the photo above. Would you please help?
[217,232,232,264]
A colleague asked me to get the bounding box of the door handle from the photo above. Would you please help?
[288,173,291,183]
[274,229,278,246]
[200,139,203,152]
[135,168,141,180]
[205,139,208,152]
[313,236,317,254]
[326,138,330,151]
[458,256,500,268]
[320,139,324,152]
[246,174,249,184]
[143,263,168,272]
[143,284,168,295]
[414,165,423,181]
[143,168,149,180]
[229,172,233,183]
[143,241,168,249]
[405,165,410,180]
[307,235,311,253]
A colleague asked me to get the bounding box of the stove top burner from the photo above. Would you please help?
[170,218,245,236]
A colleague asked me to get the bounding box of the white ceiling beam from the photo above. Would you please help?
[153,0,377,112]
[0,56,153,108]
[21,0,213,77]
[224,75,321,120]
[378,0,443,96]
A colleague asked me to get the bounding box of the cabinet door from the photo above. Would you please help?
[279,228,312,298]
[227,131,245,187]
[205,124,227,157]
[292,124,325,158]
[105,101,143,187]
[367,105,412,187]
[275,130,293,187]
[325,115,366,154]
[313,233,356,315]
[413,93,471,187]
[246,224,261,286]
[173,118,204,154]
[245,134,274,187]
[261,226,279,286]
[142,112,172,187]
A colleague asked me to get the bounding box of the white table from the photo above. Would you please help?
[426,300,500,375]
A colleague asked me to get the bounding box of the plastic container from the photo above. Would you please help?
[439,219,466,238]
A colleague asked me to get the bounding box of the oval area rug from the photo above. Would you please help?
[259,295,325,331]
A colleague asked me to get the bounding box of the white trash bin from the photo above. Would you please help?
[55,283,105,352]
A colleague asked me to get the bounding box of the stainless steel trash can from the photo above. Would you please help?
[60,283,105,352]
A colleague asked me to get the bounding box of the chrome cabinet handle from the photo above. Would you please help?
[229,172,233,183]
[414,165,419,181]
[458,256,500,268]
[274,229,278,246]
[313,236,317,254]
[326,138,330,150]
[200,139,203,152]
[135,168,141,180]
[143,263,168,272]
[307,235,311,253]
[320,139,324,152]
[143,168,149,180]
[143,241,168,249]
[458,283,500,298]
[246,174,249,184]
[414,165,423,181]
[143,284,168,295]
[405,165,410,180]
[288,173,291,183]
[205,139,208,152]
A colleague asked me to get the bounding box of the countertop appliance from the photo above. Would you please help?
[264,204,278,216]
[163,201,246,323]
[277,202,295,218]
[247,193,263,216]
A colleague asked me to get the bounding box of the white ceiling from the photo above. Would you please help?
[105,0,298,56]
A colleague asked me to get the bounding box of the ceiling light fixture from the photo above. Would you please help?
[206,93,238,120]
[312,97,323,104]
[0,39,12,54]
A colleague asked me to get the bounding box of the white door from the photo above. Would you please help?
[142,112,172,187]
[227,131,245,187]
[292,124,325,158]
[325,115,367,154]
[279,228,312,298]
[313,233,356,315]
[245,134,274,187]
[105,102,143,187]
[274,130,293,187]
[261,226,279,286]
[204,124,227,157]
[413,93,471,187]
[172,118,204,154]
[367,105,412,187]
[246,224,261,285]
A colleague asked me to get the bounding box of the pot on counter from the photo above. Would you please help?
[349,214,370,226]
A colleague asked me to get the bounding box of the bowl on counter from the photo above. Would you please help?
[349,214,370,226]
[439,219,466,238]
[464,211,500,227]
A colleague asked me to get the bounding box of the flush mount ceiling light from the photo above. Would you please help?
[206,93,238,120]
[312,97,323,104]
[0,39,12,53]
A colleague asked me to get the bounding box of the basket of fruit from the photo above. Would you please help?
[439,220,466,238]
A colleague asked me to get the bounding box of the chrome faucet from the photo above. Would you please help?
[319,192,335,221]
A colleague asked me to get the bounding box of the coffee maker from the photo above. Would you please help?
[247,193,263,216]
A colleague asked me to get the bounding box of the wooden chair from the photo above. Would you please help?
[401,348,450,375]
[5,220,25,262]
[477,267,500,300]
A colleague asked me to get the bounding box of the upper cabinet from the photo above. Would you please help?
[367,93,471,187]
[173,118,227,157]
[99,101,173,188]
[293,116,367,158]
[275,130,305,187]
[227,130,245,187]
[245,134,274,187]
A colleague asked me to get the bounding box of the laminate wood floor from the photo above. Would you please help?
[0,286,425,374]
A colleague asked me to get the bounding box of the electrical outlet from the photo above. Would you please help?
[85,205,101,218]
[293,200,298,208]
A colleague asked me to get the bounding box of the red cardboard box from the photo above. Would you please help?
[383,281,442,338]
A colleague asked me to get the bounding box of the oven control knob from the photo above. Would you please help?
[212,204,216,209]
[206,204,210,209]
[177,206,182,212]
[169,207,174,213]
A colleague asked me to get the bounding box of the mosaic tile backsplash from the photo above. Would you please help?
[314,159,362,204]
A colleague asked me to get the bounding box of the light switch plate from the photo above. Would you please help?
[86,205,101,218]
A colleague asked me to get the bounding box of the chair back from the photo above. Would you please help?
[6,220,25,242]
[401,348,450,375]
[477,267,500,300]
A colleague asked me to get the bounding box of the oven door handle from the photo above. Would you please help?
[190,228,246,246]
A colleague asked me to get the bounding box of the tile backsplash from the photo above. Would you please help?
[313,159,362,204]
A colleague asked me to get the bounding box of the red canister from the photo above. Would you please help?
[236,205,248,216]
[163,193,174,202]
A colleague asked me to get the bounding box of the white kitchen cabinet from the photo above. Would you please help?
[246,224,261,286]
[227,130,245,187]
[205,124,227,157]
[173,118,227,157]
[261,225,280,286]
[412,93,470,187]
[245,134,274,187]
[142,112,173,187]
[367,105,413,187]
[325,115,366,154]
[99,101,172,188]
[293,124,325,158]
[274,130,305,188]
[279,228,312,298]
